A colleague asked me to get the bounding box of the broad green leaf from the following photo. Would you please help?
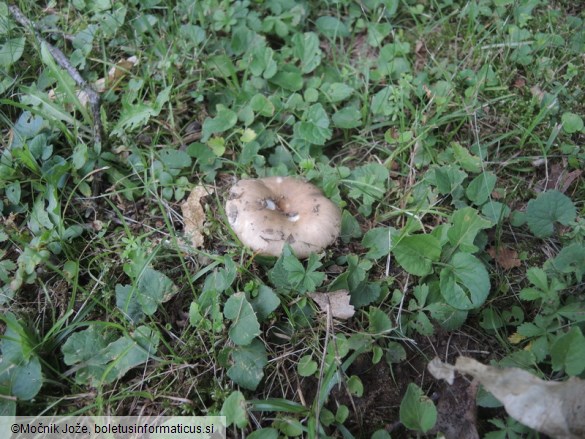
[362,227,393,260]
[368,307,393,334]
[297,355,318,377]
[426,302,468,330]
[269,65,303,91]
[201,105,237,140]
[561,112,583,134]
[550,326,585,376]
[221,391,248,428]
[399,383,437,433]
[0,37,25,67]
[100,326,159,384]
[158,149,192,169]
[227,339,268,390]
[8,357,42,400]
[224,292,261,346]
[546,243,585,282]
[466,172,497,206]
[322,82,354,102]
[292,32,322,73]
[347,375,364,397]
[250,94,275,117]
[249,45,277,79]
[525,190,577,238]
[448,207,493,253]
[61,325,159,386]
[348,163,389,215]
[208,54,236,78]
[452,142,481,173]
[137,267,178,315]
[340,210,362,243]
[385,341,407,364]
[481,201,510,223]
[315,16,350,38]
[116,284,144,323]
[293,103,332,145]
[332,106,362,128]
[6,182,20,205]
[249,285,280,321]
[0,315,43,400]
[440,253,490,310]
[392,234,441,276]
[427,165,467,196]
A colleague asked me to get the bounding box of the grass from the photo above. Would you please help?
[1,0,584,437]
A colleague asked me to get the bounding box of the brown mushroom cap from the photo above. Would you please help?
[225,177,341,258]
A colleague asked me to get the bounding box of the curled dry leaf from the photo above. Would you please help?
[181,185,213,248]
[308,290,355,320]
[428,356,585,439]
[486,246,521,270]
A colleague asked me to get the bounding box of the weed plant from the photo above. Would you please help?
[0,0,584,437]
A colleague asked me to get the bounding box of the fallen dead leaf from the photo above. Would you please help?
[181,185,213,248]
[428,356,585,439]
[308,290,355,320]
[487,246,521,270]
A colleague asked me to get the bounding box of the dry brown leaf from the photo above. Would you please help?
[487,246,521,270]
[308,290,355,320]
[428,356,585,439]
[181,185,213,248]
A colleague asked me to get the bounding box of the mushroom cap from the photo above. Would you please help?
[225,177,341,258]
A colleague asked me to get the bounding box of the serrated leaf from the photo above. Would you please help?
[293,103,332,145]
[399,383,437,433]
[202,105,237,141]
[448,207,493,253]
[466,172,497,206]
[526,190,577,238]
[224,292,260,345]
[392,234,441,276]
[440,253,490,310]
[227,339,268,390]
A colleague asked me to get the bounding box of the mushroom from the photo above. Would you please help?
[225,177,341,258]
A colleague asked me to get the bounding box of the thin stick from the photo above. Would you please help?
[9,4,104,147]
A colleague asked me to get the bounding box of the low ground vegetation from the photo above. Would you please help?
[1,0,584,437]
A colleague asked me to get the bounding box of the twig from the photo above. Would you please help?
[9,4,104,147]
